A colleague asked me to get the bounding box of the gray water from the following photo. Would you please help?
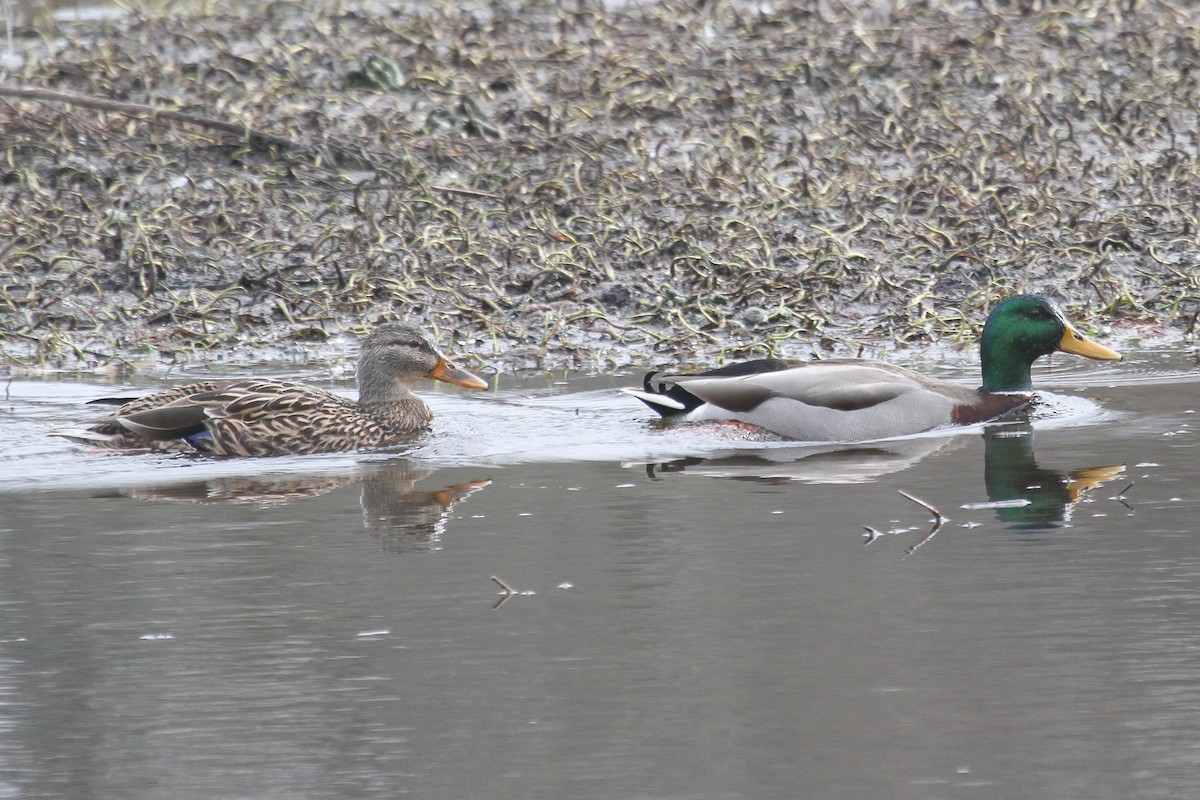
[2,347,1199,799]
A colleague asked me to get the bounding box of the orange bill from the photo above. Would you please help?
[428,357,489,389]
[1058,326,1121,361]
[432,479,493,509]
[1065,464,1126,503]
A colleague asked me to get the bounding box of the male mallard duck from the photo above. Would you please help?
[52,322,488,456]
[624,295,1120,442]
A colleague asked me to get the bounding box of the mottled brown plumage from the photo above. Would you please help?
[51,323,488,456]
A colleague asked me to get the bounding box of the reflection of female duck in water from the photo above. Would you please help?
[109,460,490,551]
[357,464,490,552]
[982,426,1124,530]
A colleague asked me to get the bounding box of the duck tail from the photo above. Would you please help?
[47,427,122,447]
[620,371,702,417]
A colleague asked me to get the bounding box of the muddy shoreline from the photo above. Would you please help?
[1,1,1197,376]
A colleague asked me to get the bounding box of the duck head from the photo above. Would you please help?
[979,295,1120,393]
[358,322,488,403]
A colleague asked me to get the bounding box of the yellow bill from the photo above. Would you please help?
[1058,326,1121,361]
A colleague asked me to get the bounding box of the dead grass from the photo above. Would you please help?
[0,0,1194,373]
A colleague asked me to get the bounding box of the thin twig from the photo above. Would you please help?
[899,490,948,557]
[334,181,503,200]
[904,517,946,556]
[898,490,943,519]
[1111,481,1135,511]
[490,575,517,609]
[1184,306,1199,337]
[430,184,503,200]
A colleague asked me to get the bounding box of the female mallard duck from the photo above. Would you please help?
[52,322,489,456]
[625,295,1120,442]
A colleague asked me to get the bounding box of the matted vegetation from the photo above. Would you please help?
[0,0,1196,374]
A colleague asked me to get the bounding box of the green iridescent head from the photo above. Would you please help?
[979,295,1120,393]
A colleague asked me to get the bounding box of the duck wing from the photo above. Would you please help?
[48,381,228,450]
[116,403,211,439]
[119,380,361,456]
[113,380,323,439]
[669,360,944,409]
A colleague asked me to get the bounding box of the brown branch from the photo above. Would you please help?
[429,184,503,200]
[0,84,303,151]
[0,85,509,199]
[904,516,946,557]
[490,575,516,609]
[898,490,944,519]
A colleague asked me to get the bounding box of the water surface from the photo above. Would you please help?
[2,347,1199,799]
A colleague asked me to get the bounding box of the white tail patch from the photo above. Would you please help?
[619,387,686,410]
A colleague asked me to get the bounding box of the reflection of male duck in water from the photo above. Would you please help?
[110,459,489,552]
[981,425,1124,530]
[642,436,968,484]
[640,422,1124,536]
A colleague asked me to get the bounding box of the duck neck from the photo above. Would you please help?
[979,337,1035,394]
[357,369,413,408]
[357,373,432,429]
